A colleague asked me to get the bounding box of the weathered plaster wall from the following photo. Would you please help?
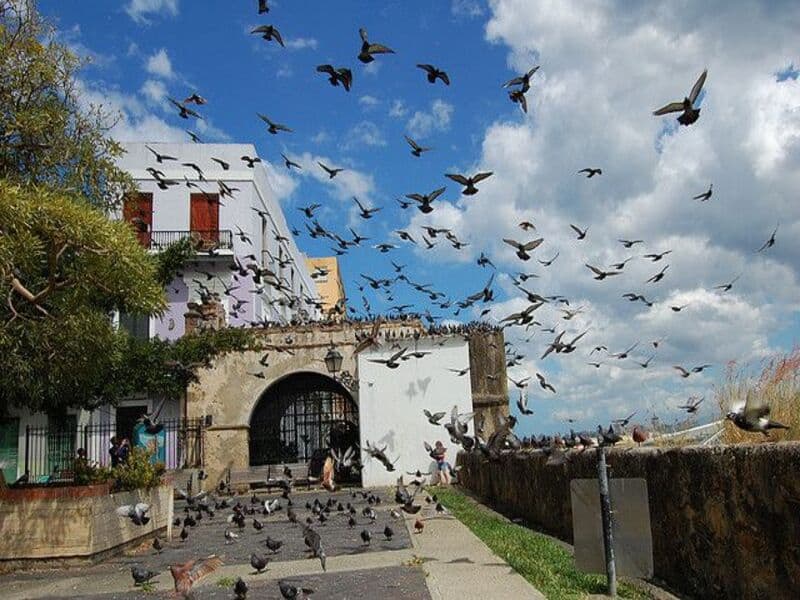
[0,484,172,563]
[185,320,510,487]
[188,320,427,485]
[457,443,800,600]
[357,336,473,487]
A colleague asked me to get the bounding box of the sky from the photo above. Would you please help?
[38,0,800,437]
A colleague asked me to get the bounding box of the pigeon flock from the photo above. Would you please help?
[135,7,787,454]
[120,478,446,599]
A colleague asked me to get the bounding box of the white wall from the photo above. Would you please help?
[116,142,319,333]
[357,336,473,488]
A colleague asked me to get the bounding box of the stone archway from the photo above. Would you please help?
[248,371,359,468]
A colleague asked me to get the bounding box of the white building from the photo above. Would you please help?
[116,142,319,339]
[0,144,321,485]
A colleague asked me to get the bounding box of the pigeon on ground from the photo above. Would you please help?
[131,566,159,586]
[251,552,269,574]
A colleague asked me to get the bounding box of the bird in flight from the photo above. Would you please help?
[358,28,395,63]
[756,224,778,252]
[503,238,544,261]
[406,186,446,214]
[570,224,588,240]
[653,68,708,126]
[353,197,381,219]
[693,184,713,201]
[280,153,302,170]
[416,64,450,85]
[257,114,292,134]
[714,274,740,292]
[404,135,432,157]
[445,171,493,195]
[250,24,285,47]
[586,264,621,281]
[578,167,602,178]
[168,97,202,119]
[318,162,344,178]
[316,64,353,91]
[726,391,789,436]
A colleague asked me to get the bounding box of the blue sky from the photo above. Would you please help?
[40,0,800,437]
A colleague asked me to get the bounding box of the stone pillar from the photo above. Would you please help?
[202,425,250,490]
[468,330,509,438]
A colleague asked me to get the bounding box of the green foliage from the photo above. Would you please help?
[155,238,196,287]
[0,0,134,209]
[109,327,260,401]
[216,577,236,588]
[436,488,651,600]
[0,182,166,413]
[112,447,165,492]
[73,457,113,486]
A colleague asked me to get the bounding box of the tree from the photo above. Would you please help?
[0,182,166,413]
[0,0,133,210]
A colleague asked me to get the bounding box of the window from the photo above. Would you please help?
[119,313,150,340]
[122,192,153,247]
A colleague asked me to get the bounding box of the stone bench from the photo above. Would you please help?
[227,462,314,493]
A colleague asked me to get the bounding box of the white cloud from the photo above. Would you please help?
[343,121,387,150]
[406,99,454,139]
[125,0,179,25]
[286,37,319,50]
[311,130,331,144]
[451,0,484,18]
[140,79,168,104]
[276,64,293,78]
[358,95,380,110]
[389,99,408,118]
[145,48,174,79]
[400,0,800,434]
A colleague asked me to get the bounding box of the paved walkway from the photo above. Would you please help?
[2,488,544,600]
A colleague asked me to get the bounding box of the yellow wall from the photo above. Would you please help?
[305,256,345,314]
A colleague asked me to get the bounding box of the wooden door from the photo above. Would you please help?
[190,193,219,247]
[123,193,153,247]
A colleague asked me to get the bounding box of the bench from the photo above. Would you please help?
[227,462,315,493]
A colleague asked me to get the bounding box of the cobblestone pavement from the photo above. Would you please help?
[45,565,431,599]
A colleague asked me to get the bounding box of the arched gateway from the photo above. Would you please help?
[248,372,359,469]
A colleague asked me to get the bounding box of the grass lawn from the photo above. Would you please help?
[436,487,651,600]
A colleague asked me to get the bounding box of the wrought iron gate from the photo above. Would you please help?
[249,372,359,466]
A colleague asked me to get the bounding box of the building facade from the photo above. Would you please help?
[116,142,319,339]
[304,256,346,315]
[0,143,321,484]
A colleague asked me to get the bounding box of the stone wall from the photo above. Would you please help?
[457,443,800,600]
[467,330,509,438]
[0,484,172,565]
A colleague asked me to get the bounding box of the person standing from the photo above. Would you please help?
[109,437,120,468]
[432,441,450,485]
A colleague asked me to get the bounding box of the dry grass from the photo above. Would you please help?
[715,348,800,444]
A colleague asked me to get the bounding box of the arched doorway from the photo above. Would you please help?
[249,372,359,471]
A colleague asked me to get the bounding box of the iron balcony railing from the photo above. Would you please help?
[147,230,234,252]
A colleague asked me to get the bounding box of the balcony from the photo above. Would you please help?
[147,230,234,254]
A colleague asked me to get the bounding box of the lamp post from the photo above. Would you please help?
[324,346,343,381]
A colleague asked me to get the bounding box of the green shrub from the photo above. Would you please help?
[112,447,165,491]
[73,457,113,486]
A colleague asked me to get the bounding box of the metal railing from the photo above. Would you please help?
[20,418,205,484]
[147,230,234,252]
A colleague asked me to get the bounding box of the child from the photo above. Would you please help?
[432,441,451,485]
